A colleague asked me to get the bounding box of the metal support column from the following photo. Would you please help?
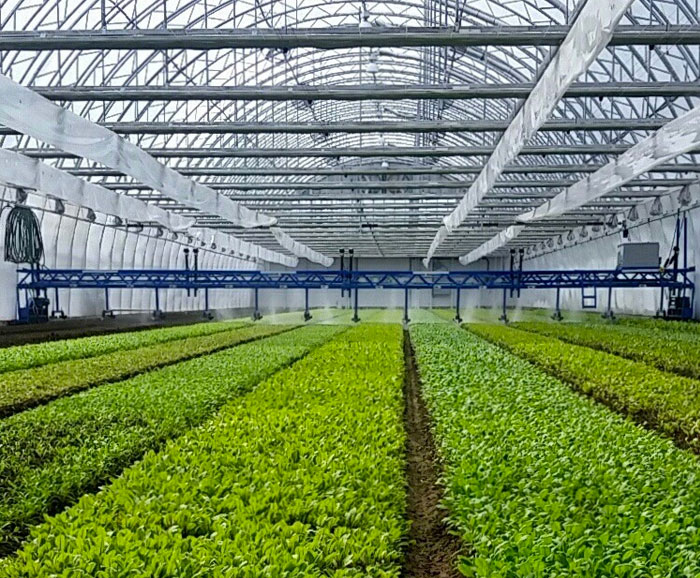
[153,287,163,319]
[403,288,410,326]
[304,288,312,321]
[103,288,114,318]
[657,285,665,318]
[193,249,199,297]
[184,248,191,297]
[499,288,509,323]
[552,287,563,321]
[203,288,212,319]
[348,249,354,307]
[603,287,615,319]
[253,288,262,320]
[51,287,66,319]
[454,288,462,323]
[352,287,360,323]
[339,249,345,299]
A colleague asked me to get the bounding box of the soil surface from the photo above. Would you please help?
[402,331,463,578]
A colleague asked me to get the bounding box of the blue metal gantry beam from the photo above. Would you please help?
[16,266,696,323]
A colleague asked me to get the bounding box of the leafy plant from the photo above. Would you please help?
[0,319,250,374]
[1,325,406,577]
[0,323,293,417]
[410,323,700,577]
[515,321,700,379]
[0,325,344,555]
[469,323,700,450]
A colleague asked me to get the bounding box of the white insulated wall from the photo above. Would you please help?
[2,186,697,320]
[518,206,700,318]
[0,187,254,321]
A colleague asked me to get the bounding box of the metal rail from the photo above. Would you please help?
[0,25,700,51]
[1,26,698,51]
[0,118,674,136]
[65,163,700,178]
[98,177,695,192]
[33,82,700,101]
[17,267,694,323]
[19,143,697,159]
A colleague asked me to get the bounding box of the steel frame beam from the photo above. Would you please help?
[98,178,695,192]
[67,163,700,178]
[175,191,660,203]
[0,118,675,136]
[2,26,699,51]
[32,82,700,101]
[20,143,700,159]
[17,267,695,292]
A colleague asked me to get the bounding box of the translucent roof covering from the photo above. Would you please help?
[0,0,698,260]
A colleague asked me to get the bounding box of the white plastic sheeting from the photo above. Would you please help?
[518,105,700,223]
[0,73,276,229]
[0,148,194,232]
[519,196,700,318]
[195,229,298,268]
[271,227,333,267]
[0,186,258,320]
[425,0,634,263]
[0,149,296,267]
[423,225,448,269]
[525,181,700,261]
[459,225,525,266]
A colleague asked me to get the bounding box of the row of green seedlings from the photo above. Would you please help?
[0,318,251,374]
[469,323,700,452]
[0,325,345,556]
[432,306,700,333]
[0,323,293,417]
[411,323,700,577]
[1,325,406,577]
[513,320,700,380]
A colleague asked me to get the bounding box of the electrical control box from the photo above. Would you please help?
[17,297,50,324]
[617,242,660,269]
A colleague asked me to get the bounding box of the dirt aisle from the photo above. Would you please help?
[402,330,463,578]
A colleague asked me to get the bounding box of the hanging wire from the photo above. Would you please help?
[4,205,44,265]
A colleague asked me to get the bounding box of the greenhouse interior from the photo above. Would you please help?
[0,0,699,575]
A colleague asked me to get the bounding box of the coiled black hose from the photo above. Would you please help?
[4,206,43,265]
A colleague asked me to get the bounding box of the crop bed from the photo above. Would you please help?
[3,311,700,575]
[410,323,700,576]
[0,325,343,555]
[469,323,700,451]
[515,320,700,379]
[2,324,407,576]
[0,319,249,374]
[0,323,291,417]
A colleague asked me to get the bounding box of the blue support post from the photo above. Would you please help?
[603,286,615,319]
[499,288,508,323]
[304,288,312,321]
[690,286,696,319]
[352,286,360,323]
[203,288,213,319]
[253,288,262,321]
[403,288,410,325]
[454,288,462,323]
[552,287,563,321]
[153,287,163,319]
[103,288,114,318]
[51,287,66,319]
[15,287,22,322]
